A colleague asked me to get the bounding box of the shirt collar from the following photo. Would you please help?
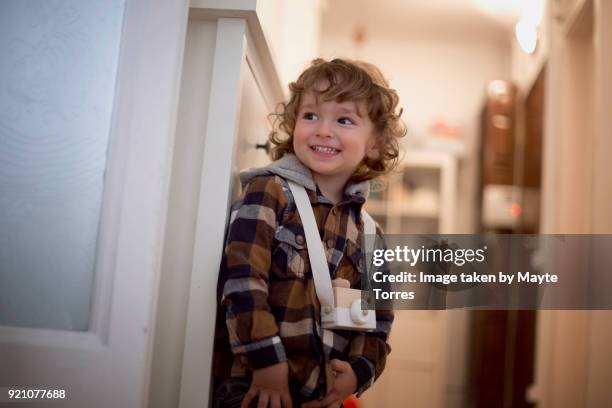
[240,154,370,203]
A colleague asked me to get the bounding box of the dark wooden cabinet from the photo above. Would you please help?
[482,81,518,186]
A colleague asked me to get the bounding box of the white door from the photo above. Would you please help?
[0,1,189,407]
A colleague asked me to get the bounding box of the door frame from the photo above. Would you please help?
[175,3,284,407]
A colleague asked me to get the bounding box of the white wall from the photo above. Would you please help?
[256,0,323,93]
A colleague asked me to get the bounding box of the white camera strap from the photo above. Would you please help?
[287,181,375,315]
[287,181,335,313]
[361,209,376,261]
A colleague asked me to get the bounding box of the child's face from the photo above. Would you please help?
[293,89,378,186]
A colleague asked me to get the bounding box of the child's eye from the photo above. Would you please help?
[302,112,318,120]
[338,117,355,125]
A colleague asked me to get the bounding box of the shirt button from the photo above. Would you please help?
[295,235,305,245]
[326,239,335,249]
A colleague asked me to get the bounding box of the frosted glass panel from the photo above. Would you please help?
[0,1,125,331]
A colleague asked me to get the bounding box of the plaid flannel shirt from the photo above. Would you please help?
[213,155,393,398]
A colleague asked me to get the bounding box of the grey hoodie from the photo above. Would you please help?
[239,154,370,200]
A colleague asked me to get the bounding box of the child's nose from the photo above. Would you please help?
[316,120,333,138]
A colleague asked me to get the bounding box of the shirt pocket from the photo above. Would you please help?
[273,226,309,279]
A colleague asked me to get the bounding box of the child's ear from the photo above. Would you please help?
[366,139,380,160]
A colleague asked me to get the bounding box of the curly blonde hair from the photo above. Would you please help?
[269,58,406,182]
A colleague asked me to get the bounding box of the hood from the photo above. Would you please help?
[239,154,370,199]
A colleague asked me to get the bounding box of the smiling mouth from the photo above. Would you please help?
[311,145,340,154]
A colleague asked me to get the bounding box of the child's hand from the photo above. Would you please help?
[301,359,358,408]
[241,362,293,408]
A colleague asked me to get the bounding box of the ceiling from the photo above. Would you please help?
[322,0,525,39]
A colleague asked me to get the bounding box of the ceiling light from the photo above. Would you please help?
[515,18,538,54]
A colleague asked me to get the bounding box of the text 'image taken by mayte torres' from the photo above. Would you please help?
[363,235,607,310]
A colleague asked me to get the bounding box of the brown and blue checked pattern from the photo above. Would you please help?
[213,162,393,399]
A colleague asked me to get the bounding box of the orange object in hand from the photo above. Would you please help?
[343,395,360,408]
